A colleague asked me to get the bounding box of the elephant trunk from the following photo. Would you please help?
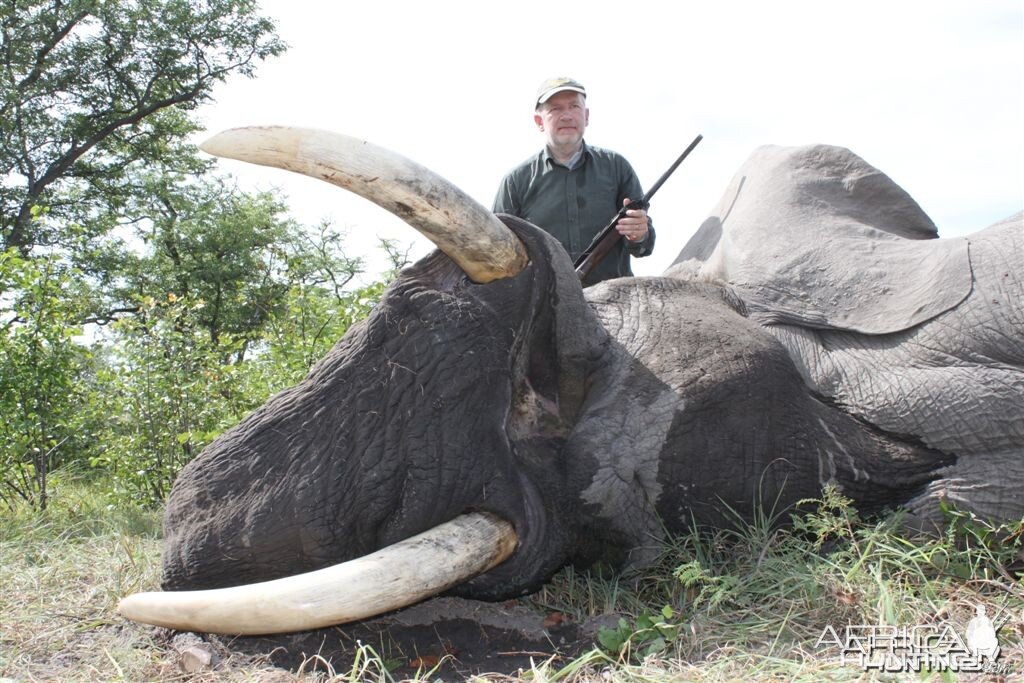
[118,512,516,635]
[199,126,529,283]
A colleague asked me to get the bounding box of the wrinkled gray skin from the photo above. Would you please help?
[163,144,1023,600]
[668,145,1023,529]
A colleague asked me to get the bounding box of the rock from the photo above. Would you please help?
[171,632,214,673]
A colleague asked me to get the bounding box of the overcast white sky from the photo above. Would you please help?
[196,0,1023,279]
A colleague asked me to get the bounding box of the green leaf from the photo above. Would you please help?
[643,636,667,657]
[597,625,626,653]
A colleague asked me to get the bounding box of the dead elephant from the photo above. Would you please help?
[119,127,1023,635]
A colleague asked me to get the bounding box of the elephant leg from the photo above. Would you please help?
[901,449,1024,531]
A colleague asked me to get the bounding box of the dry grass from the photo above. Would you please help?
[2,482,1022,682]
[0,483,297,682]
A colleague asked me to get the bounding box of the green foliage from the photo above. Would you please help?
[84,294,256,505]
[790,483,859,550]
[115,175,306,344]
[597,604,683,660]
[0,0,284,256]
[237,233,405,398]
[531,485,1024,679]
[673,559,742,611]
[0,249,93,510]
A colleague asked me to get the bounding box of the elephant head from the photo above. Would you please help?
[119,128,1022,635]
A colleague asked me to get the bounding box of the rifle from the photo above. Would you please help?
[574,134,703,283]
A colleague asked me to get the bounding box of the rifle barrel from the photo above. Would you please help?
[573,133,703,277]
[642,134,703,203]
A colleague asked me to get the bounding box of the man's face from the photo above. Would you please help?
[534,91,589,149]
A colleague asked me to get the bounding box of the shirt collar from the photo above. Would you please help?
[543,141,590,170]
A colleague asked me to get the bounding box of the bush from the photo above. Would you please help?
[82,294,247,505]
[0,250,93,510]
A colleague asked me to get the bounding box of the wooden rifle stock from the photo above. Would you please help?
[574,134,703,283]
[572,201,642,283]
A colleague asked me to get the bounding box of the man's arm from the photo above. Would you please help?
[618,165,655,257]
[625,215,655,257]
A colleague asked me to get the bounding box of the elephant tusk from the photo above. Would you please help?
[118,512,517,635]
[199,126,529,283]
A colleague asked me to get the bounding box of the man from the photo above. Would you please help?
[493,77,654,286]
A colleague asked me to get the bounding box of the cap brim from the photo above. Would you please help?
[536,86,587,106]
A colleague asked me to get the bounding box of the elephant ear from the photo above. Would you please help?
[669,144,971,334]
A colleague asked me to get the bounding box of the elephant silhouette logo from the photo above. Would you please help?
[964,604,1000,661]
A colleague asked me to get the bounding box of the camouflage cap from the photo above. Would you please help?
[535,77,586,108]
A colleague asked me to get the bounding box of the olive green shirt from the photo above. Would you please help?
[493,142,655,286]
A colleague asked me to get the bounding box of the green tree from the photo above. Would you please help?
[86,294,251,505]
[0,0,285,258]
[114,173,301,349]
[0,248,92,510]
[115,171,377,348]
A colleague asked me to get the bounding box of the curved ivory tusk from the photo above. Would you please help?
[200,126,528,283]
[118,512,517,635]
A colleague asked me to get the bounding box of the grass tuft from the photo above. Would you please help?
[521,485,1024,682]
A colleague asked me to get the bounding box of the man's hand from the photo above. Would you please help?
[616,198,649,242]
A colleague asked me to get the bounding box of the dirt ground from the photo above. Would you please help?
[177,597,617,679]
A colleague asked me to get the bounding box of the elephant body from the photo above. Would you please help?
[159,133,1023,616]
[669,145,1023,528]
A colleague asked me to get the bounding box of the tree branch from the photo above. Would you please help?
[82,305,141,326]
